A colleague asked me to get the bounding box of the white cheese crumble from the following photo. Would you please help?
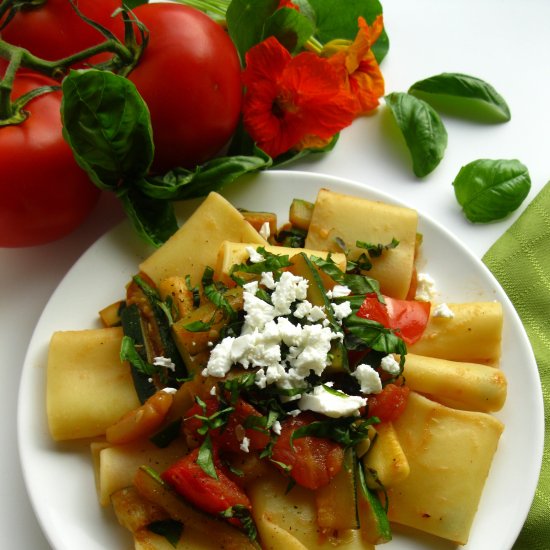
[415,272,436,302]
[432,302,455,318]
[353,364,382,394]
[203,271,343,396]
[298,385,367,418]
[153,356,176,371]
[380,354,401,376]
[161,387,178,394]
[259,221,271,240]
[239,436,250,453]
[331,300,352,321]
[209,385,217,396]
[326,285,352,298]
[272,420,282,435]
[246,246,265,264]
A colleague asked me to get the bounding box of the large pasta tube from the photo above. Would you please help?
[304,188,418,299]
[248,470,374,549]
[387,392,504,545]
[402,353,507,412]
[47,328,140,441]
[140,192,266,286]
[408,302,503,364]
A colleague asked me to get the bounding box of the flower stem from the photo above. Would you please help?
[0,47,21,120]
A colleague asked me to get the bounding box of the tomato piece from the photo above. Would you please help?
[183,397,270,453]
[271,412,344,490]
[0,0,124,67]
[161,447,251,519]
[128,3,242,171]
[0,73,100,247]
[357,293,430,344]
[368,383,410,422]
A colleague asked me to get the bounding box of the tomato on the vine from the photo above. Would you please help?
[0,73,100,247]
[128,3,243,172]
[0,0,124,66]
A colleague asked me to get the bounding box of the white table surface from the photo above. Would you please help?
[2,0,549,548]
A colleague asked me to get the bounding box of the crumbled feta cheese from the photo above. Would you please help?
[246,246,265,263]
[243,280,259,295]
[331,300,352,321]
[260,271,276,289]
[287,409,301,417]
[298,385,367,418]
[161,387,178,394]
[271,271,308,315]
[239,436,250,453]
[153,356,176,371]
[415,272,436,302]
[259,221,271,240]
[380,354,401,376]
[209,385,217,396]
[272,420,282,435]
[203,337,235,377]
[329,285,352,298]
[293,300,326,323]
[353,364,382,394]
[241,292,276,333]
[432,302,455,318]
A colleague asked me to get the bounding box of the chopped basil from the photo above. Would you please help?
[220,504,258,541]
[290,416,379,449]
[196,434,218,480]
[148,519,183,548]
[453,158,531,222]
[120,335,156,376]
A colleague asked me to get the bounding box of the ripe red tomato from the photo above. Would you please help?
[0,73,100,247]
[128,3,243,172]
[367,383,410,422]
[271,412,344,490]
[183,397,270,453]
[0,0,124,65]
[357,292,431,344]
[161,447,251,520]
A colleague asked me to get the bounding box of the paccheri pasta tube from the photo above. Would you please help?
[46,190,506,549]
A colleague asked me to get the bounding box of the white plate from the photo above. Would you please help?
[18,170,543,550]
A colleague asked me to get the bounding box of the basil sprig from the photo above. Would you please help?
[409,72,511,122]
[453,159,531,223]
[61,70,271,247]
[385,91,448,178]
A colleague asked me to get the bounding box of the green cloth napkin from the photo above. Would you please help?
[483,181,550,550]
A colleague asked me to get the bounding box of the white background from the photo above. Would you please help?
[1,0,549,547]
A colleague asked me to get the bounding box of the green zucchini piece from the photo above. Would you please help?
[315,446,359,530]
[356,461,392,544]
[120,303,157,403]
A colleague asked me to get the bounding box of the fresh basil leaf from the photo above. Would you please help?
[385,92,448,178]
[148,519,182,548]
[61,69,154,190]
[230,247,293,279]
[291,417,378,448]
[197,435,218,479]
[264,6,315,54]
[356,238,399,258]
[307,0,389,63]
[220,505,258,541]
[409,72,511,123]
[226,0,280,63]
[120,335,156,376]
[453,159,531,223]
[272,133,340,167]
[357,462,392,541]
[310,255,381,296]
[139,153,272,201]
[118,186,178,247]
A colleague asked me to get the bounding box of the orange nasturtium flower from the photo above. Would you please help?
[242,36,357,159]
[325,15,385,116]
